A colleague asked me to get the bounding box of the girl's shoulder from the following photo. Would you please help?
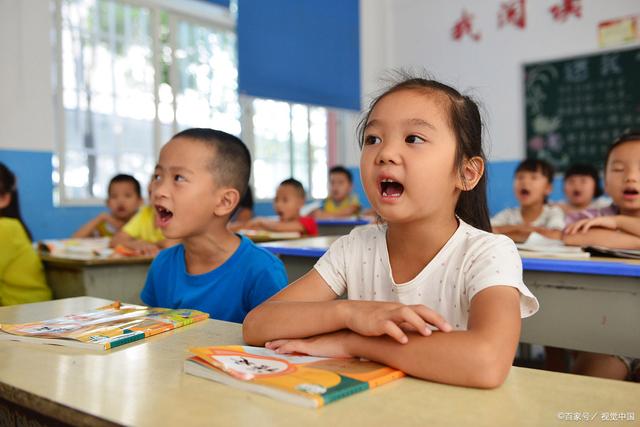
[329,223,385,250]
[455,220,518,254]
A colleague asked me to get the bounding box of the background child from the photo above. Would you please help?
[140,128,287,322]
[0,162,51,306]
[491,159,565,242]
[246,178,318,236]
[73,174,143,238]
[557,163,605,214]
[563,131,640,382]
[243,77,538,388]
[312,165,361,218]
[110,181,177,256]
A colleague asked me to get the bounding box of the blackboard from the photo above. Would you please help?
[524,46,640,172]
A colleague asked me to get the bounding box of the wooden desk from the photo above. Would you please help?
[40,254,152,305]
[261,238,640,358]
[316,218,370,236]
[0,297,637,427]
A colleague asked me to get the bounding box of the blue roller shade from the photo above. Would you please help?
[237,0,360,111]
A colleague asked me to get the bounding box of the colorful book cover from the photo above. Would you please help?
[0,302,209,350]
[184,345,405,408]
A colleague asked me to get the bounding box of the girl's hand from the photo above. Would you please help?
[343,301,451,344]
[565,216,618,235]
[266,331,354,358]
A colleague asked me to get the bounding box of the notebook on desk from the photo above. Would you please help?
[0,301,208,350]
[516,232,590,258]
[184,345,404,408]
[583,246,640,259]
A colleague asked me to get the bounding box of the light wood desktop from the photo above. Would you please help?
[40,254,152,305]
[0,297,637,427]
[260,237,640,358]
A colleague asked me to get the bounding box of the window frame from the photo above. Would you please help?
[52,0,235,206]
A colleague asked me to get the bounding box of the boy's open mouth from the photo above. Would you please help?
[519,189,530,196]
[155,205,173,226]
[380,178,404,198]
[572,190,582,197]
[623,188,639,199]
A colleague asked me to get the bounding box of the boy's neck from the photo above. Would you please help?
[520,202,545,223]
[182,226,241,275]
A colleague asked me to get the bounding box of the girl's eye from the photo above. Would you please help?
[364,135,381,145]
[152,174,160,181]
[406,135,425,144]
[174,175,185,182]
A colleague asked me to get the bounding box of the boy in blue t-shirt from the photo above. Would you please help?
[141,128,287,323]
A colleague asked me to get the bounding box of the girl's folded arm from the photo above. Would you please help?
[563,227,640,249]
[346,286,521,388]
[242,269,346,345]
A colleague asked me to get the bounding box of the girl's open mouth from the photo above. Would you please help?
[155,205,173,227]
[380,178,404,198]
[623,188,639,199]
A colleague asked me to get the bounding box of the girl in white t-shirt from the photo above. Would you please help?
[243,76,539,388]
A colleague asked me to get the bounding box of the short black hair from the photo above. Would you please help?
[279,178,306,199]
[108,174,142,198]
[171,128,251,198]
[564,163,603,198]
[604,130,640,172]
[515,158,554,183]
[329,165,353,183]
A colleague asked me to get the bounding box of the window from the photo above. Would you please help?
[53,0,237,204]
[247,98,329,200]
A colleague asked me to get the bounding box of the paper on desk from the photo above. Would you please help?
[516,232,589,257]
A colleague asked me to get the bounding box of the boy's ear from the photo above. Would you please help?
[213,187,241,217]
[456,156,484,192]
[0,192,11,209]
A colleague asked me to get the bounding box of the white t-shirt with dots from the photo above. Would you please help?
[314,219,539,330]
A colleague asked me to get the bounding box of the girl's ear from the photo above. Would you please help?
[213,187,241,217]
[456,156,484,192]
[0,192,11,209]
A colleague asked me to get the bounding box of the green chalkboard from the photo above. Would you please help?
[524,46,640,172]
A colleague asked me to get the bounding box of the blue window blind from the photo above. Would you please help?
[237,0,360,111]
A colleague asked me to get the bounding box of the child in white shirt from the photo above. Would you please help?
[243,76,539,389]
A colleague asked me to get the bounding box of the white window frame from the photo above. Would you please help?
[52,0,236,206]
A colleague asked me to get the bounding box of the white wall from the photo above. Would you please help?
[359,0,640,162]
[0,0,55,152]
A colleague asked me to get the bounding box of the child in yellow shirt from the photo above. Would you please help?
[312,166,361,218]
[73,174,143,238]
[0,162,51,305]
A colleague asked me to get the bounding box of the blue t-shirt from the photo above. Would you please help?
[141,236,287,323]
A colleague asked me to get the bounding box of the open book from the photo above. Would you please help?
[516,232,590,258]
[238,229,301,242]
[38,237,113,259]
[583,246,640,259]
[0,302,208,350]
[184,345,404,408]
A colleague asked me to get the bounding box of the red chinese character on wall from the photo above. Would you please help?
[452,10,481,41]
[498,0,526,29]
[549,0,582,22]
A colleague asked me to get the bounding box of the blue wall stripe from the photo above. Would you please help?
[0,149,104,241]
[199,0,230,8]
[2,149,573,239]
[237,0,361,110]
